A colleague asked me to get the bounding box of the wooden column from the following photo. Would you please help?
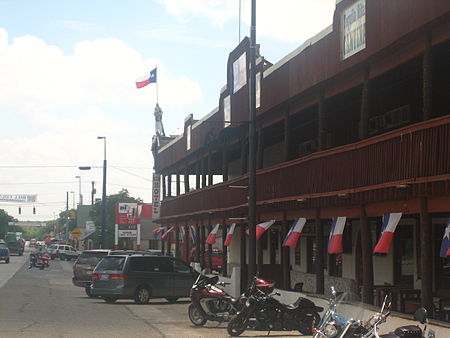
[222,147,228,181]
[360,205,374,304]
[208,152,213,186]
[422,33,433,121]
[201,157,207,188]
[195,160,201,190]
[257,236,263,276]
[200,220,206,268]
[283,112,291,161]
[167,174,172,197]
[184,168,190,194]
[175,225,180,258]
[256,128,264,169]
[317,89,326,151]
[222,221,228,276]
[175,171,180,196]
[420,196,433,314]
[359,67,370,140]
[184,224,189,262]
[315,208,325,294]
[161,234,165,255]
[195,222,200,262]
[281,214,291,290]
[240,224,247,292]
[207,221,212,271]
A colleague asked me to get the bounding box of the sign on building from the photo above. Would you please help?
[233,52,247,93]
[341,0,366,60]
[152,174,161,219]
[115,202,139,226]
[0,194,37,203]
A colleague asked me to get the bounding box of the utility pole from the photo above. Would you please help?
[91,181,96,205]
[98,136,107,249]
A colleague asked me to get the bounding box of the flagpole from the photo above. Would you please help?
[155,64,159,104]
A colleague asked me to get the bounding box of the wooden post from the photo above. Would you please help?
[175,225,180,258]
[200,220,206,268]
[420,196,433,314]
[195,222,200,262]
[201,157,207,188]
[360,205,374,304]
[176,171,180,196]
[359,67,370,140]
[256,128,264,169]
[207,221,212,271]
[184,168,190,194]
[282,214,291,290]
[184,223,189,262]
[208,152,213,186]
[162,174,166,198]
[422,33,433,121]
[240,224,247,292]
[222,221,228,276]
[195,160,200,190]
[167,173,172,197]
[315,208,325,294]
[222,147,228,181]
[317,89,326,151]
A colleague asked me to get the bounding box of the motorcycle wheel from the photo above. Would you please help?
[188,304,207,326]
[298,312,321,335]
[227,315,247,337]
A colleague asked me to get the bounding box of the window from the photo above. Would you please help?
[150,258,172,273]
[95,257,125,272]
[130,257,151,272]
[329,254,343,277]
[307,238,316,273]
[171,259,191,274]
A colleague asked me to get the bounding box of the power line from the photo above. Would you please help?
[110,166,152,182]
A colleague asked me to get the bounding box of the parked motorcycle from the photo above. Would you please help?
[29,252,51,270]
[188,272,243,326]
[227,276,323,336]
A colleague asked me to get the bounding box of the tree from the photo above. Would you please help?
[0,209,16,239]
[89,189,142,248]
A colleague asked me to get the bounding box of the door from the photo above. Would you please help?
[168,258,195,297]
[128,257,170,297]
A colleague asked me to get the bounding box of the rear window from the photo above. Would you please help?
[129,257,172,272]
[77,252,108,265]
[95,256,126,272]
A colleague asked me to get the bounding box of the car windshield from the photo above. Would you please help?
[94,256,125,272]
[0,243,8,248]
[77,252,108,265]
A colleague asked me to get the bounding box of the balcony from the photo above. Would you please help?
[160,115,450,220]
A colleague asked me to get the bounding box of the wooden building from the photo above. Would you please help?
[154,0,450,320]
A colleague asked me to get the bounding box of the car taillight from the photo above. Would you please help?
[109,274,128,280]
[92,273,101,279]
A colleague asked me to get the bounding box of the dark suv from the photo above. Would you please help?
[91,254,197,304]
[72,249,110,297]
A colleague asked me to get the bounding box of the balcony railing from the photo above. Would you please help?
[160,115,450,219]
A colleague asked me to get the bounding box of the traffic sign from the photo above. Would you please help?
[71,228,82,238]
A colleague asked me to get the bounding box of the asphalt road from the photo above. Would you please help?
[0,251,311,338]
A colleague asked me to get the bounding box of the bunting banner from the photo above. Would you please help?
[328,217,347,254]
[440,217,450,258]
[179,226,185,243]
[373,213,402,255]
[224,223,236,247]
[246,220,276,240]
[161,226,174,240]
[206,224,220,245]
[152,227,164,239]
[283,218,306,248]
[189,226,196,245]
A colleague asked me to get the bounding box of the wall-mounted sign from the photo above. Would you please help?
[86,221,96,232]
[118,229,137,238]
[233,52,247,93]
[152,174,161,219]
[115,202,139,225]
[0,194,37,203]
[341,0,366,60]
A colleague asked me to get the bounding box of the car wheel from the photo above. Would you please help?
[134,286,151,304]
[166,297,178,303]
[50,255,55,260]
[66,256,71,261]
[103,297,117,303]
[60,254,66,260]
[188,304,207,326]
[85,286,94,298]
[5,258,10,264]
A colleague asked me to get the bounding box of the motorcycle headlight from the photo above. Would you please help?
[245,299,251,307]
[323,323,338,337]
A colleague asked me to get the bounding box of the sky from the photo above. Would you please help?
[0,0,336,222]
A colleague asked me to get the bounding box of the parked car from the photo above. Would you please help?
[0,241,10,263]
[72,249,111,297]
[47,244,79,261]
[91,254,198,304]
[189,248,223,272]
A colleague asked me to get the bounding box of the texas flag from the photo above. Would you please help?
[206,224,220,245]
[440,218,450,258]
[283,218,306,248]
[189,226,196,245]
[152,227,164,239]
[328,217,347,254]
[246,220,276,240]
[373,213,402,255]
[161,226,174,240]
[136,67,157,88]
[224,223,236,247]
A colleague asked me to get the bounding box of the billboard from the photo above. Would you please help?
[0,194,37,203]
[115,201,139,226]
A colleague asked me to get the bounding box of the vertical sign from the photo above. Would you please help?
[341,0,366,60]
[152,173,161,219]
[233,52,247,93]
[224,95,231,128]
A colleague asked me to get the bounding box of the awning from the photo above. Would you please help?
[78,230,95,241]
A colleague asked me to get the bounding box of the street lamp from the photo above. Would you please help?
[98,136,107,249]
[75,176,82,205]
[70,191,75,209]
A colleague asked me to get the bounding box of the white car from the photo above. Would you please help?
[47,244,80,261]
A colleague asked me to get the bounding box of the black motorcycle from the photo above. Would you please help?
[227,277,323,336]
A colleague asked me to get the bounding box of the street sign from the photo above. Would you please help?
[118,225,137,230]
[71,228,81,238]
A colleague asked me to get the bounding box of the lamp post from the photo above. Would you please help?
[98,136,107,249]
[247,0,257,284]
[75,176,82,205]
[70,191,75,209]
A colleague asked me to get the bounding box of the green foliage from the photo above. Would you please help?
[0,209,16,239]
[89,189,142,248]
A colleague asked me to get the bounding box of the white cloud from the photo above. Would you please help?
[159,0,336,44]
